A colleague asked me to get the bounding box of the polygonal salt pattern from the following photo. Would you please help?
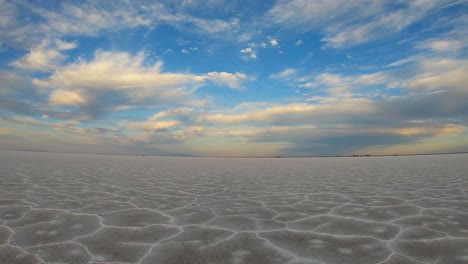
[0,150,467,263]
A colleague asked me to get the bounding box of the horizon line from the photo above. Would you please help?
[1,148,467,159]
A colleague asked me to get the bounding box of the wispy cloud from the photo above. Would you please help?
[1,0,244,51]
[270,68,298,80]
[266,0,459,48]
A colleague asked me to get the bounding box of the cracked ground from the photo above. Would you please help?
[1,150,467,264]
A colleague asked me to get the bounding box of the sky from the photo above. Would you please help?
[1,0,468,157]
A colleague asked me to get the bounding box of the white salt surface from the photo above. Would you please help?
[0,150,467,264]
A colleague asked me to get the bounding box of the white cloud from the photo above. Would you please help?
[205,72,248,90]
[269,38,279,47]
[150,107,194,121]
[179,46,198,54]
[34,50,247,92]
[297,72,391,95]
[49,89,87,106]
[302,73,348,88]
[270,68,298,80]
[31,50,247,117]
[416,39,465,52]
[33,51,201,93]
[129,120,180,132]
[355,73,391,86]
[55,39,78,50]
[200,99,376,125]
[240,47,257,59]
[403,58,468,93]
[294,40,303,46]
[10,40,69,71]
[186,17,240,35]
[386,57,418,68]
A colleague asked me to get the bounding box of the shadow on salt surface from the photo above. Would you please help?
[0,151,468,263]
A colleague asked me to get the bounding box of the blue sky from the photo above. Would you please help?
[1,0,468,157]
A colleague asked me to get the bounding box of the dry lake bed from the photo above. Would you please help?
[0,150,467,264]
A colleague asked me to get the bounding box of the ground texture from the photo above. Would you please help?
[0,151,467,264]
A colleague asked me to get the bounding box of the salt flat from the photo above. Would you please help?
[0,150,467,264]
